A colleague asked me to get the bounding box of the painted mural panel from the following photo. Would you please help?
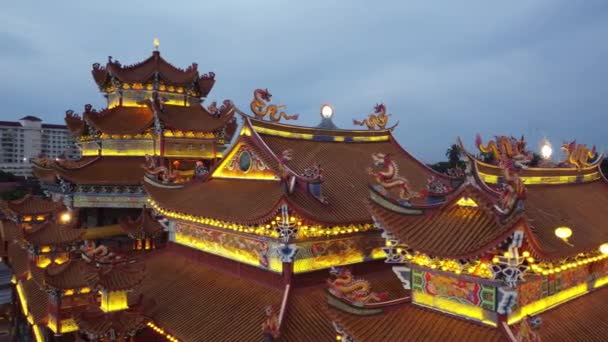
[411,269,496,311]
[293,235,385,273]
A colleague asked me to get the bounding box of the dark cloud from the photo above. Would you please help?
[1,1,607,161]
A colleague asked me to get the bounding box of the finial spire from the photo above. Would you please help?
[153,38,160,51]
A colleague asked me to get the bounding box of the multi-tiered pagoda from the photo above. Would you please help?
[32,46,237,229]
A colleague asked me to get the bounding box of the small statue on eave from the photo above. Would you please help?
[368,152,421,201]
[251,89,299,122]
[559,140,597,169]
[353,103,391,130]
[495,165,526,215]
[261,305,280,340]
[194,161,209,179]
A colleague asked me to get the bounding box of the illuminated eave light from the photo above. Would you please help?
[555,226,573,246]
[59,211,72,224]
[600,243,608,255]
[456,197,478,207]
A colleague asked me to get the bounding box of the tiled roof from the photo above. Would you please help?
[145,178,285,224]
[537,286,608,341]
[147,118,454,225]
[24,220,84,247]
[75,307,146,338]
[92,51,215,97]
[119,209,163,239]
[328,303,504,342]
[280,286,336,341]
[85,262,146,292]
[54,156,146,185]
[258,133,448,224]
[524,181,608,259]
[21,278,49,324]
[369,185,521,258]
[1,220,23,242]
[155,103,236,133]
[0,195,64,216]
[41,259,92,290]
[7,242,29,279]
[139,248,282,342]
[84,107,153,135]
[20,115,42,122]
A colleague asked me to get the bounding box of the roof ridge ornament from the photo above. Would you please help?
[250,88,299,122]
[559,140,598,169]
[353,103,392,130]
[368,152,422,205]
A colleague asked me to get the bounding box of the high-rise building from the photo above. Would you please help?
[0,116,80,177]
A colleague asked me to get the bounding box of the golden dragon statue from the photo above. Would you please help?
[327,267,388,304]
[353,103,391,130]
[476,134,533,169]
[261,305,280,339]
[495,167,526,215]
[368,152,421,201]
[250,88,299,122]
[560,140,597,169]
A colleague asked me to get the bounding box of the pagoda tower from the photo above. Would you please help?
[31,43,237,234]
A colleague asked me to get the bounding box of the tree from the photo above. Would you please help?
[445,144,461,167]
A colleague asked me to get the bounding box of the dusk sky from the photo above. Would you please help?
[1,1,607,162]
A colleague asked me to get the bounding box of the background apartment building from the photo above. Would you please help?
[0,116,79,177]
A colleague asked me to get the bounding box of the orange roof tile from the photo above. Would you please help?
[21,278,49,324]
[0,195,64,216]
[75,308,146,339]
[42,259,92,290]
[84,106,153,135]
[7,242,29,279]
[144,178,285,224]
[85,262,146,292]
[1,220,23,242]
[369,185,521,258]
[328,303,503,342]
[24,220,84,247]
[536,286,608,341]
[119,209,163,239]
[155,102,236,133]
[55,156,146,185]
[523,181,608,259]
[139,249,282,342]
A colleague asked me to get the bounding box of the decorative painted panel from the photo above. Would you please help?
[213,143,277,180]
[412,269,496,311]
[293,235,385,273]
[73,194,147,208]
[175,223,282,272]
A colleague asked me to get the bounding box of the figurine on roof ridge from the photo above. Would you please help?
[368,152,421,202]
[251,88,299,122]
[475,134,533,169]
[353,103,392,130]
[327,267,388,305]
[560,140,597,169]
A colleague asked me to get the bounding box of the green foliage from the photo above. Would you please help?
[445,144,462,167]
[602,158,608,176]
[1,188,26,200]
[530,153,541,167]
[0,171,17,182]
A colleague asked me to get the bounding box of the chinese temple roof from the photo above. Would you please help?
[146,115,456,226]
[328,302,503,342]
[76,101,236,136]
[37,258,91,290]
[140,247,282,341]
[75,308,147,340]
[1,220,23,242]
[33,156,146,185]
[20,278,49,324]
[84,261,146,292]
[536,286,608,341]
[0,195,64,216]
[91,51,215,96]
[119,209,164,239]
[370,184,522,259]
[24,219,84,247]
[7,242,29,279]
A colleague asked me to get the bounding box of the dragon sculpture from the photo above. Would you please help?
[353,103,391,130]
[368,153,421,201]
[560,140,597,169]
[142,154,179,183]
[250,89,299,122]
[476,134,533,169]
[80,241,122,264]
[327,267,388,304]
[495,166,526,215]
